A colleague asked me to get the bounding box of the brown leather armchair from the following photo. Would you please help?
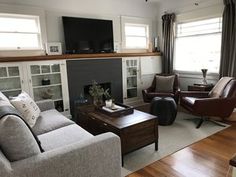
[180,78,236,128]
[142,74,180,104]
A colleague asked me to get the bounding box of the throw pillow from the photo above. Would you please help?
[10,92,41,127]
[155,75,175,92]
[0,115,41,162]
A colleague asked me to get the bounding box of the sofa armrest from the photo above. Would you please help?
[12,133,121,177]
[36,99,55,111]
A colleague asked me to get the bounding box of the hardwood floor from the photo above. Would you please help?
[127,121,236,177]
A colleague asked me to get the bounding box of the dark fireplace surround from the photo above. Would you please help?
[67,58,123,117]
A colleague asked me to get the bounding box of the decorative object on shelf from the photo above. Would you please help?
[45,42,62,55]
[89,80,105,106]
[41,89,54,99]
[201,69,208,85]
[42,78,50,85]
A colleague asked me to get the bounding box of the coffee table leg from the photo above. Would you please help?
[122,155,124,166]
[155,141,158,151]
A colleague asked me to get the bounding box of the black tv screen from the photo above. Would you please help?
[62,16,114,54]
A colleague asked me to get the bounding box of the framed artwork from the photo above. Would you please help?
[46,42,62,55]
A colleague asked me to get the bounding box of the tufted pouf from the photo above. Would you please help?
[150,97,177,126]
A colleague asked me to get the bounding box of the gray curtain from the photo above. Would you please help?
[162,13,175,74]
[220,0,236,77]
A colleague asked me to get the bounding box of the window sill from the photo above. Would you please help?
[174,70,219,79]
[0,49,45,57]
[121,48,150,53]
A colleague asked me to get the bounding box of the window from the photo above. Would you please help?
[124,23,149,49]
[0,13,42,50]
[174,17,222,73]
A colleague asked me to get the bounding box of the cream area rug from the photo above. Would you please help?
[122,112,230,176]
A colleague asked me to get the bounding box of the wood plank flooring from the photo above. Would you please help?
[127,121,236,177]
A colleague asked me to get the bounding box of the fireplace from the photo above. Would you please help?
[67,58,123,118]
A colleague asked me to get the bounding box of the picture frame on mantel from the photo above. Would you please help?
[46,42,62,55]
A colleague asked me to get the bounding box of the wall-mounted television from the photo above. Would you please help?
[62,16,114,54]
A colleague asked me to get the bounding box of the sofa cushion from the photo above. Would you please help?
[0,115,41,162]
[181,97,198,110]
[32,109,74,135]
[38,124,93,151]
[10,92,41,127]
[155,75,175,92]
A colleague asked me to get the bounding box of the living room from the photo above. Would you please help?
[0,0,236,177]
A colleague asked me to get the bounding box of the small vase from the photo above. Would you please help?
[105,99,112,108]
[201,69,208,85]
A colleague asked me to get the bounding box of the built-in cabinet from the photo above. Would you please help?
[0,63,24,97]
[0,54,162,115]
[122,57,141,104]
[122,56,162,105]
[0,60,70,117]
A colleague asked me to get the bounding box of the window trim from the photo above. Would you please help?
[124,23,149,49]
[0,13,43,51]
[121,16,152,52]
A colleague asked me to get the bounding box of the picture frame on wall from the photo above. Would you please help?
[46,42,62,55]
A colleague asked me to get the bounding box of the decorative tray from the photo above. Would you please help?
[96,103,134,117]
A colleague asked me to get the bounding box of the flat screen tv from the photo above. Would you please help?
[62,16,114,54]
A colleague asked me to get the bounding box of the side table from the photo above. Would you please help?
[188,83,214,91]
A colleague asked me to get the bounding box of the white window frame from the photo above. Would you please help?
[124,23,149,49]
[174,17,222,74]
[121,16,152,52]
[0,13,43,51]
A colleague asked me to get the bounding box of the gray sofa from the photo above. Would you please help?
[0,94,121,177]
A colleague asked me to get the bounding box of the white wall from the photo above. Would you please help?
[0,0,160,52]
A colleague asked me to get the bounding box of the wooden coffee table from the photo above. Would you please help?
[76,105,158,164]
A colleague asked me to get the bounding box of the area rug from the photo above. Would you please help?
[121,112,230,176]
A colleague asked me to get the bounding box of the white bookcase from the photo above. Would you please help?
[0,60,70,117]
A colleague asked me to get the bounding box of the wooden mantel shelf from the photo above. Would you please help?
[0,52,161,62]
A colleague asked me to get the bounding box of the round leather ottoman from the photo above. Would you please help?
[150,97,177,126]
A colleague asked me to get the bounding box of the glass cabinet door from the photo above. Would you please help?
[29,63,64,112]
[0,65,22,98]
[126,59,138,99]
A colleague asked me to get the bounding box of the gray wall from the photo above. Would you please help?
[66,58,123,117]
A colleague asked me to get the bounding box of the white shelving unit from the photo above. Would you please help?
[26,60,70,117]
[0,60,70,117]
[122,57,142,104]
